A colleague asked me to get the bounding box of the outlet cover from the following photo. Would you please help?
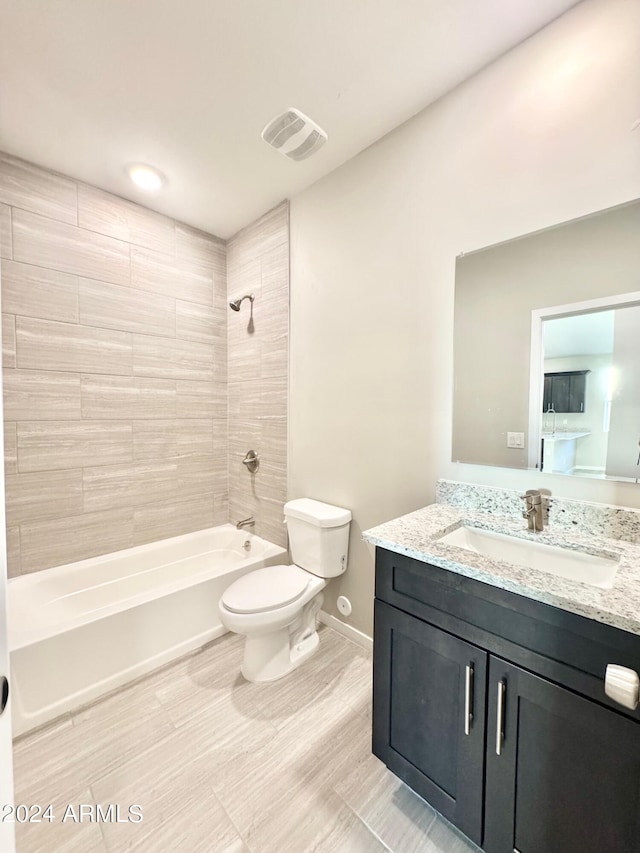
[507,432,525,449]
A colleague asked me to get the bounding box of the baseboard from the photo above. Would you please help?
[319,611,373,651]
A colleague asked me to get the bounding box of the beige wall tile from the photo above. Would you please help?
[3,314,16,368]
[81,374,175,419]
[261,332,288,379]
[227,201,288,276]
[176,300,222,343]
[6,526,20,577]
[213,263,228,314]
[0,202,11,258]
[228,379,287,420]
[175,380,226,418]
[16,317,132,375]
[1,260,79,322]
[228,335,260,384]
[175,222,224,266]
[17,421,133,472]
[78,184,176,253]
[83,461,177,512]
[261,241,289,297]
[227,258,261,301]
[212,418,228,459]
[133,497,215,546]
[228,419,286,472]
[20,509,134,573]
[79,277,175,338]
[3,369,82,420]
[229,493,287,548]
[6,469,83,525]
[0,156,234,573]
[177,456,218,501]
[133,419,213,462]
[0,153,77,224]
[4,422,17,474]
[133,334,213,381]
[12,209,130,285]
[213,493,229,525]
[131,246,212,305]
[262,417,287,468]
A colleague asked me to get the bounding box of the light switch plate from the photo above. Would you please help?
[507,431,525,449]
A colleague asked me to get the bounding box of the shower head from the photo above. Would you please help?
[229,294,255,312]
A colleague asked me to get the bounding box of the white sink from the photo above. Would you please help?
[437,525,619,589]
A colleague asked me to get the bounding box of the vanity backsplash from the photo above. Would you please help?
[436,479,640,544]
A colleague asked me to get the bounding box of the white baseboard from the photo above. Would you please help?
[319,611,373,651]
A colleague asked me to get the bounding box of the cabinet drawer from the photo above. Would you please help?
[376,547,640,722]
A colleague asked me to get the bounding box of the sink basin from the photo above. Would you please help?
[437,525,619,589]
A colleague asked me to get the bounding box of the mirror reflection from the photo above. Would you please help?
[452,198,640,482]
[537,303,640,481]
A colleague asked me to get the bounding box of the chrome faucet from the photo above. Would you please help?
[236,516,255,530]
[521,490,543,532]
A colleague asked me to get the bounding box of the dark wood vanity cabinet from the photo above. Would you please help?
[374,600,487,842]
[373,548,640,853]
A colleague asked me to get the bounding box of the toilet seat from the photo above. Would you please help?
[221,564,311,614]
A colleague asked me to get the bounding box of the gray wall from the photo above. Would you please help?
[290,0,640,637]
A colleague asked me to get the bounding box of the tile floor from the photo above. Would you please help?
[12,626,480,853]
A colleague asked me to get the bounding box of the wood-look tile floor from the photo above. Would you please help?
[12,626,480,853]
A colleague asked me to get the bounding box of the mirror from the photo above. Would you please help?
[452,199,640,481]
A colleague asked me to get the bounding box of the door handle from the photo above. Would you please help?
[464,664,474,736]
[496,679,506,755]
[0,676,8,716]
[605,664,640,710]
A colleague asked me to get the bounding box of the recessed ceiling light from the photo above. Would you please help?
[126,163,165,191]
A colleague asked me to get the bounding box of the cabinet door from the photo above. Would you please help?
[484,657,640,853]
[373,601,487,844]
[568,372,586,413]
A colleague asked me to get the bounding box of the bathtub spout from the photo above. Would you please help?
[236,517,255,530]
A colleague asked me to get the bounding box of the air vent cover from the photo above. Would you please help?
[261,108,327,161]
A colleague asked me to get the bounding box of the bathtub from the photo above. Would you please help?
[8,525,286,737]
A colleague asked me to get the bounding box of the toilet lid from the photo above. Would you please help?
[221,564,311,614]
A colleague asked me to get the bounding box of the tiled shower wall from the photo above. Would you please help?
[0,152,228,576]
[227,202,289,548]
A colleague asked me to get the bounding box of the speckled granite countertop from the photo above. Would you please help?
[363,481,640,637]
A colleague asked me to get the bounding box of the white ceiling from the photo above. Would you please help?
[544,311,615,359]
[0,0,581,239]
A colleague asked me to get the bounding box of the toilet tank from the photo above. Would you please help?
[284,499,351,578]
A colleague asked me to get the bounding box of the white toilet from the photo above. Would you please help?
[219,498,351,682]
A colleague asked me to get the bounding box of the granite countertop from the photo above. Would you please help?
[363,494,640,637]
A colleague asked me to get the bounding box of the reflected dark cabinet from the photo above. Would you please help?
[543,370,589,413]
[373,548,640,853]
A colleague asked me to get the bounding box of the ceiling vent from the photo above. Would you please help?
[261,108,327,161]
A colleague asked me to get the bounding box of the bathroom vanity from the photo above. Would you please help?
[364,482,640,853]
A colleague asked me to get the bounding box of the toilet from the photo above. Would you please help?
[219,498,351,682]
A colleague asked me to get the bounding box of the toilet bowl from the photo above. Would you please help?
[219,499,351,682]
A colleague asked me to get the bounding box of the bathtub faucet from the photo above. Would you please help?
[236,516,255,530]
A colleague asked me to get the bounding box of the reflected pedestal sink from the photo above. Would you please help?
[438,525,619,589]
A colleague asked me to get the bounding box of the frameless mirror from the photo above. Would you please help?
[452,199,640,482]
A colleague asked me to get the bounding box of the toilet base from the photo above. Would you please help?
[241,628,320,682]
[240,593,324,682]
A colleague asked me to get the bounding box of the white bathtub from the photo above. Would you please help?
[8,525,287,737]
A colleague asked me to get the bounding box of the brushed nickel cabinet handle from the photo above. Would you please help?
[496,679,506,755]
[464,664,474,736]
